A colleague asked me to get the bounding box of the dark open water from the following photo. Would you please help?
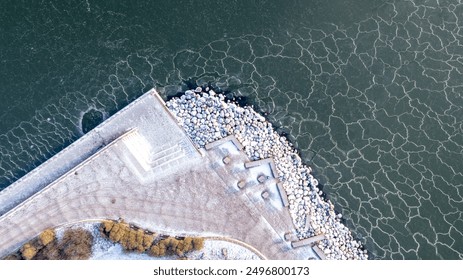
[0,0,462,259]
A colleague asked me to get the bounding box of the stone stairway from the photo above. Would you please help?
[149,143,186,171]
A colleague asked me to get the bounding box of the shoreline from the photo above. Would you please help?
[166,87,368,260]
[0,88,367,260]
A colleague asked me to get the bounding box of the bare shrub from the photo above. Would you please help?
[143,233,155,250]
[192,237,204,251]
[39,229,55,246]
[59,228,93,260]
[148,244,162,257]
[99,220,205,258]
[20,243,37,260]
[34,240,60,260]
[101,220,114,234]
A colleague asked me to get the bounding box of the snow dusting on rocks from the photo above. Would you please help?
[165,88,368,260]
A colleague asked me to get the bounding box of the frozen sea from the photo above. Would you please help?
[0,0,461,259]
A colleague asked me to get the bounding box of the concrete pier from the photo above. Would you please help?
[0,90,191,215]
[0,89,318,260]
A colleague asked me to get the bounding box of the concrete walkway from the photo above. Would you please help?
[0,90,316,259]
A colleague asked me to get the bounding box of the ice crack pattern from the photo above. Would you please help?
[1,0,462,259]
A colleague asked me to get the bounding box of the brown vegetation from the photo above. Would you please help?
[147,236,205,257]
[4,220,207,260]
[192,237,205,251]
[100,220,205,258]
[3,253,21,260]
[59,228,93,260]
[6,227,93,260]
[39,229,55,246]
[100,220,155,253]
[35,240,60,260]
[102,220,114,233]
[20,243,37,260]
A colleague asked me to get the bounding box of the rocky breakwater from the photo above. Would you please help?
[166,88,368,260]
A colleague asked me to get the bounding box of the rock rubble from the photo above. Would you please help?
[166,88,368,260]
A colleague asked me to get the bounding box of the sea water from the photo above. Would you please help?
[0,0,461,260]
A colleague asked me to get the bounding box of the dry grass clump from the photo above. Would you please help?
[39,229,55,246]
[148,237,203,257]
[100,220,155,252]
[100,220,205,258]
[20,243,37,260]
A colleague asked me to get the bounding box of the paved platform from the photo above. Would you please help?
[0,89,317,259]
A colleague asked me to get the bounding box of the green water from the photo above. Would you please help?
[0,0,462,259]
